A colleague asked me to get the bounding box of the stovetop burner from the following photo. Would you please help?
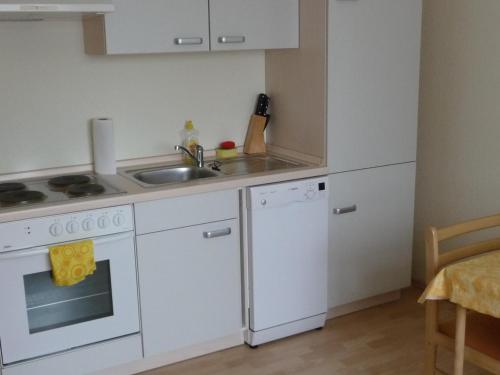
[0,190,47,205]
[0,173,124,211]
[67,183,106,197]
[0,183,26,193]
[48,175,91,188]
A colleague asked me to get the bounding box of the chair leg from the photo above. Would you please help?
[425,301,439,374]
[454,305,467,375]
[425,342,438,374]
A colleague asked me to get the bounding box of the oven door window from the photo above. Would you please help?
[24,260,113,334]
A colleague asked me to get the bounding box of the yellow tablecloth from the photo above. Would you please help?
[418,251,500,318]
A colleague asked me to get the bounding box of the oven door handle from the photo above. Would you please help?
[0,231,134,260]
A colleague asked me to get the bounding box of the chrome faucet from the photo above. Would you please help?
[174,144,204,168]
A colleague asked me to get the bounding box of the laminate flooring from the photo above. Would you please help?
[141,288,491,375]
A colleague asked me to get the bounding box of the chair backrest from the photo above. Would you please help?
[426,213,500,282]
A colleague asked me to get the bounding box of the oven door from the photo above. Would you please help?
[0,231,140,365]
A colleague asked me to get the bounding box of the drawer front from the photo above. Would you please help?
[134,189,239,235]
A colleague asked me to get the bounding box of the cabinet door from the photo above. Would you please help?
[104,0,209,54]
[328,163,415,308]
[137,219,242,357]
[328,0,422,172]
[210,0,299,51]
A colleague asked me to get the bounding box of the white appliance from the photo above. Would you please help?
[246,177,328,346]
[0,205,140,366]
[0,0,114,20]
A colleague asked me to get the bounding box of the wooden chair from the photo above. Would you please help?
[425,214,500,375]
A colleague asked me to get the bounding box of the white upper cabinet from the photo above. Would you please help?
[209,0,299,51]
[83,0,299,54]
[327,0,422,173]
[84,0,210,54]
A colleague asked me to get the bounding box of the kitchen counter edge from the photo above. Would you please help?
[0,165,328,224]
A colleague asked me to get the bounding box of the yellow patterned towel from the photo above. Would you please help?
[49,240,96,287]
[418,251,500,318]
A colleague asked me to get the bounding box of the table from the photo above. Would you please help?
[419,250,500,318]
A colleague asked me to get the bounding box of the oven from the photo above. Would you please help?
[0,205,139,366]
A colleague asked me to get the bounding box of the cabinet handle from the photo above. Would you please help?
[218,36,246,44]
[333,205,357,215]
[203,228,232,239]
[174,37,204,46]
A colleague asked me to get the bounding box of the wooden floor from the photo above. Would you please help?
[141,288,490,375]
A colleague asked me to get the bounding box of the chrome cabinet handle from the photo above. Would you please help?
[333,205,357,215]
[218,36,246,44]
[203,228,232,239]
[174,37,204,46]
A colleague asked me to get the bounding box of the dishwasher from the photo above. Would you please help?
[246,176,329,347]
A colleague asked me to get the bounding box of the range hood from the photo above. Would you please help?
[0,0,114,20]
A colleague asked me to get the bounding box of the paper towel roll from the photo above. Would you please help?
[92,118,117,175]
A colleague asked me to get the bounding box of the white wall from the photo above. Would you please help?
[413,0,500,282]
[0,20,265,175]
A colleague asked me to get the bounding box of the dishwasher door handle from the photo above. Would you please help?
[333,205,357,215]
[203,228,232,239]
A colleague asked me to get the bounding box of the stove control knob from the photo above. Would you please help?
[82,218,95,232]
[97,216,110,229]
[113,214,125,227]
[49,223,63,237]
[66,221,80,234]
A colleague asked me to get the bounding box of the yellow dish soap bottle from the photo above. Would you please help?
[181,120,199,165]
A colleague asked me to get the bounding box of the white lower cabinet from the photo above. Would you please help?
[135,191,242,357]
[328,163,416,308]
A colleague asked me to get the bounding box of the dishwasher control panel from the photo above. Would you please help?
[248,177,328,210]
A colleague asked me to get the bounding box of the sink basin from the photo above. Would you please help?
[132,166,219,186]
[213,155,304,176]
[123,155,306,188]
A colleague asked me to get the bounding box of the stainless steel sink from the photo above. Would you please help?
[212,155,304,176]
[131,166,220,186]
[123,155,306,188]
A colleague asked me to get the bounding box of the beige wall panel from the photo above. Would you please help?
[413,0,500,282]
[265,0,327,161]
[0,21,264,175]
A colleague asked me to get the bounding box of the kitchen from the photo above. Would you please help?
[1,1,498,375]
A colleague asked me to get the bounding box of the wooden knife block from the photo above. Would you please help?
[244,115,267,154]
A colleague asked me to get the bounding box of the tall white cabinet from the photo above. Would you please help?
[327,0,422,309]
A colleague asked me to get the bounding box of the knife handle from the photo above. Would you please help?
[255,93,270,116]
